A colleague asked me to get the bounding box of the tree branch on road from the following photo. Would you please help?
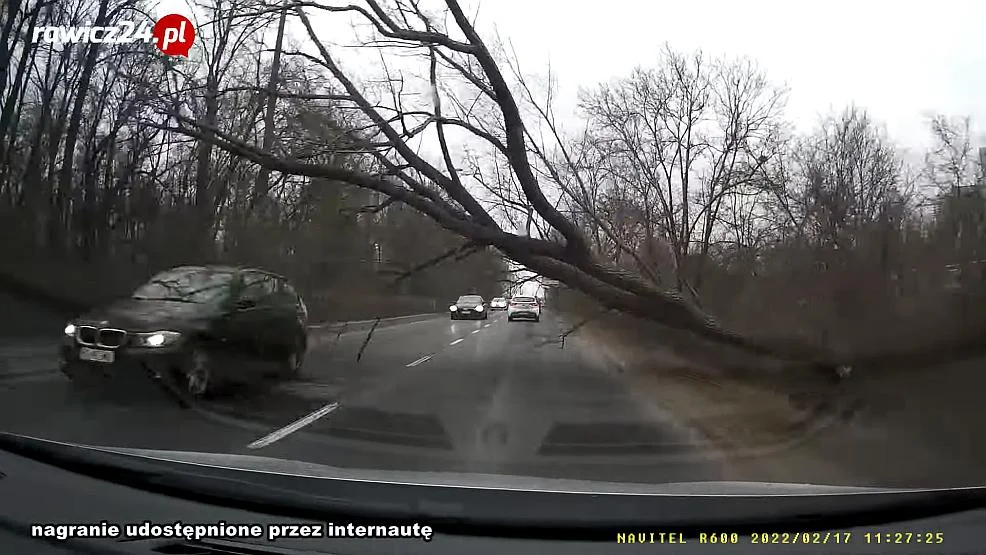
[153,0,839,368]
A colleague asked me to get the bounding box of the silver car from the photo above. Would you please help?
[507,296,540,322]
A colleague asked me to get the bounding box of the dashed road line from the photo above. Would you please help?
[406,354,432,367]
[251,312,505,448]
[247,401,340,449]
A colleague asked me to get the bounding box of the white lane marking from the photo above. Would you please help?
[406,354,432,367]
[471,329,481,334]
[449,338,464,346]
[247,402,340,449]
[483,323,492,328]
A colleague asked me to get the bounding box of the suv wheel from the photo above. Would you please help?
[282,336,306,378]
[182,348,213,399]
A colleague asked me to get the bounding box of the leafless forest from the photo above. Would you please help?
[1,0,984,372]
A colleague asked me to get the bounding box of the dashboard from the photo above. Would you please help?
[1,445,986,554]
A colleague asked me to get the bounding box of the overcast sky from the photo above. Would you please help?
[464,0,986,154]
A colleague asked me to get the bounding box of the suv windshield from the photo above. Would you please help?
[132,269,235,304]
[457,295,483,304]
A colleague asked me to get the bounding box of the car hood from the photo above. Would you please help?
[5,434,949,530]
[79,298,218,332]
[99,445,896,495]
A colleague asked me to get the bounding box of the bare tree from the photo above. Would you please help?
[923,114,985,256]
[149,0,839,366]
[574,45,787,294]
[778,107,907,250]
[925,114,978,194]
[1,0,506,323]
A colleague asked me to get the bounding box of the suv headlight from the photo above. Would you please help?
[133,331,183,347]
[64,323,76,336]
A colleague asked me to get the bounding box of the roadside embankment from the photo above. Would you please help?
[561,294,986,488]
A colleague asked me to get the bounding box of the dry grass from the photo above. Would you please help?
[577,322,859,484]
[561,289,986,487]
[696,246,986,366]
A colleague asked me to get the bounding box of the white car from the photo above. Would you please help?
[490,297,507,310]
[507,296,540,322]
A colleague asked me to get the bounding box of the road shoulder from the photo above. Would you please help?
[572,315,986,488]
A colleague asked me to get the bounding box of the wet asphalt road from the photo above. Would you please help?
[0,303,726,484]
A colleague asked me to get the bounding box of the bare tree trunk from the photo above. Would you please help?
[191,76,220,260]
[0,2,39,191]
[0,0,23,100]
[53,0,109,251]
[250,1,288,218]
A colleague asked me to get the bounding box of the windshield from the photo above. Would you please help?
[1,0,984,522]
[132,269,234,304]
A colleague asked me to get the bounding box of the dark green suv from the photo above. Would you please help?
[59,265,309,400]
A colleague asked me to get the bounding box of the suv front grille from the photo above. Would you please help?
[77,326,98,344]
[98,329,127,348]
[76,326,128,348]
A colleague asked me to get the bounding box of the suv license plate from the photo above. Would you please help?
[79,347,114,364]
